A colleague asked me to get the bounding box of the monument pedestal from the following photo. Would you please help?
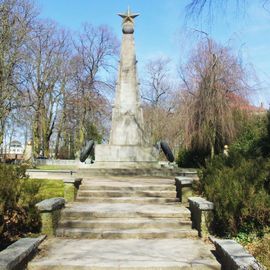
[94,145,159,168]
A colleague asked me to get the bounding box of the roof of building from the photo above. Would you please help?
[9,140,23,147]
[227,93,267,113]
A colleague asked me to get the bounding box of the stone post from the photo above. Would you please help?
[188,197,214,238]
[35,198,65,236]
[175,176,194,203]
[210,236,264,270]
[63,178,82,202]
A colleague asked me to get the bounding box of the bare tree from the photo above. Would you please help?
[69,23,119,153]
[52,24,119,159]
[141,57,181,150]
[23,20,70,157]
[179,38,250,158]
[53,59,71,159]
[142,57,171,108]
[0,0,37,146]
[185,0,270,19]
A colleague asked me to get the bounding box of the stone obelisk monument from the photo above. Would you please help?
[94,8,158,168]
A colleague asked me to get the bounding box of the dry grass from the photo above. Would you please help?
[243,233,270,269]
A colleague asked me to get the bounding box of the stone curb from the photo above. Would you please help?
[0,235,46,270]
[35,197,65,212]
[35,198,65,236]
[63,178,83,202]
[175,176,193,186]
[175,177,194,203]
[188,197,214,211]
[176,171,198,178]
[188,196,214,238]
[63,178,82,184]
[209,236,265,270]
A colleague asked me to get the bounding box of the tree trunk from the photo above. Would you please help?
[33,109,41,158]
[54,129,61,158]
[210,143,215,159]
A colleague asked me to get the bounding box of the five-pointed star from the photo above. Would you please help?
[118,7,139,23]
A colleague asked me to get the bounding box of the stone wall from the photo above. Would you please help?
[35,159,80,166]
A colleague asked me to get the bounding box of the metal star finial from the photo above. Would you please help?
[118,7,139,24]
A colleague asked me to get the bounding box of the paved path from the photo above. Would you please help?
[29,238,219,270]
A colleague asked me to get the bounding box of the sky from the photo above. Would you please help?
[35,0,270,107]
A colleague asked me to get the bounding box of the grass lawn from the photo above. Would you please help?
[29,178,64,199]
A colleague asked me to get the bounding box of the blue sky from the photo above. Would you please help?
[36,0,270,106]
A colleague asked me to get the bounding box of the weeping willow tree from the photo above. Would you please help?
[185,0,270,23]
[179,38,250,158]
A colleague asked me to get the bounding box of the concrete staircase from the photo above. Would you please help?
[56,177,197,239]
[28,177,220,269]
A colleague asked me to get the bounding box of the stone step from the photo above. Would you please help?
[79,184,176,191]
[61,203,191,219]
[58,218,192,230]
[61,210,190,220]
[77,190,177,198]
[55,227,198,239]
[28,239,220,270]
[82,178,175,185]
[77,168,197,177]
[75,196,180,204]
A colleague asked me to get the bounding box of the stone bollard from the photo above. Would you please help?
[175,176,194,203]
[209,236,264,270]
[63,178,82,202]
[0,235,46,269]
[188,196,214,238]
[36,198,65,236]
[177,171,197,178]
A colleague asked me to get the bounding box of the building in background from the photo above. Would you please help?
[0,140,24,162]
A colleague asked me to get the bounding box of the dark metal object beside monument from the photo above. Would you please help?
[160,141,175,162]
[80,140,94,162]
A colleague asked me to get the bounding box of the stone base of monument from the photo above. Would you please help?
[76,144,196,177]
[86,144,160,169]
[77,167,193,177]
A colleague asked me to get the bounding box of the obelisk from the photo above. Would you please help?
[94,8,158,168]
[109,8,145,146]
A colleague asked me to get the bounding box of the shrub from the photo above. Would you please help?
[18,178,42,233]
[177,148,209,168]
[200,154,270,237]
[230,113,267,157]
[0,164,41,250]
[0,164,26,210]
[255,110,270,158]
[177,113,268,168]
